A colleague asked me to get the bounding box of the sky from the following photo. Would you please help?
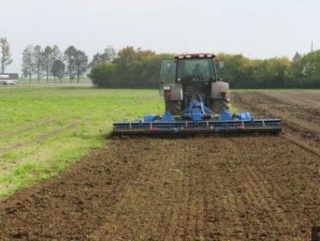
[1,0,320,73]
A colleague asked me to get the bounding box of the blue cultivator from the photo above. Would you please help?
[112,95,281,136]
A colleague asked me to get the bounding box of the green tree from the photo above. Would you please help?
[89,62,115,87]
[89,46,172,88]
[114,46,138,65]
[298,50,320,87]
[74,50,88,82]
[51,60,65,81]
[111,46,138,86]
[253,57,292,88]
[64,46,77,81]
[218,53,255,88]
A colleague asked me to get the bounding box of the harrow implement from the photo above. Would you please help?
[112,95,281,137]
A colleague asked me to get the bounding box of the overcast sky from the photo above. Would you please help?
[1,0,319,73]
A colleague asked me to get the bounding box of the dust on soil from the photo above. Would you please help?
[0,91,320,241]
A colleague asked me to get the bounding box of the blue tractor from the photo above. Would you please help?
[112,53,281,136]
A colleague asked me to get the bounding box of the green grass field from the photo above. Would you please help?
[1,87,318,199]
[0,87,163,199]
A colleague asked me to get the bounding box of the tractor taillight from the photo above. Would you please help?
[221,91,227,98]
[164,90,172,100]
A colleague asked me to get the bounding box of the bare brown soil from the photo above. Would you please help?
[0,91,320,241]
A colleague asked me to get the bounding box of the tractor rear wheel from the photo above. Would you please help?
[210,98,230,114]
[165,101,181,115]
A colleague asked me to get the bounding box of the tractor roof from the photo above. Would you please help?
[174,53,217,59]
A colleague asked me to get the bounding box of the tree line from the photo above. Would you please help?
[1,38,89,82]
[89,47,320,89]
[1,37,320,88]
[219,52,320,88]
[89,46,172,88]
[22,45,88,82]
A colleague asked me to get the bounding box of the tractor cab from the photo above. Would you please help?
[160,53,222,85]
[159,53,228,114]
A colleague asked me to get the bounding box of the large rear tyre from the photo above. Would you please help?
[165,101,181,115]
[210,98,230,114]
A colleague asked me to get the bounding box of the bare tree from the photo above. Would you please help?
[22,45,34,82]
[33,45,44,82]
[51,45,62,82]
[103,45,116,61]
[89,52,104,68]
[52,45,61,59]
[89,45,116,68]
[42,46,53,82]
[0,38,13,73]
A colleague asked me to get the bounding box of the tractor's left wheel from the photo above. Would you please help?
[210,98,230,114]
[165,101,181,115]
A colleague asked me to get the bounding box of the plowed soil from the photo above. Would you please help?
[1,91,320,241]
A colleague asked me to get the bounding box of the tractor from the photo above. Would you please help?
[112,53,281,136]
[160,53,229,115]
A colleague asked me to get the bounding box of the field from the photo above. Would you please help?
[0,88,320,240]
[0,87,163,198]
